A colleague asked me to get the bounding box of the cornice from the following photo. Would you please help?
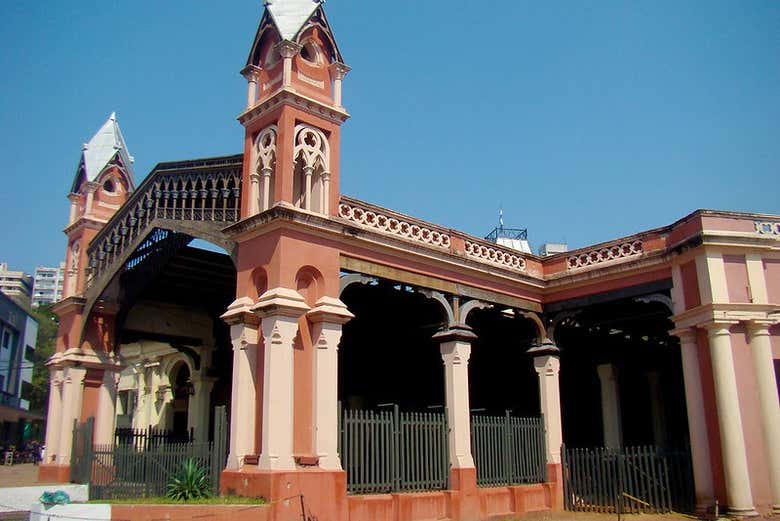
[63,216,108,236]
[51,296,86,316]
[672,302,780,330]
[238,87,350,127]
[223,204,547,293]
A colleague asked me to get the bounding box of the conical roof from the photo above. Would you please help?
[72,112,135,193]
[265,0,322,41]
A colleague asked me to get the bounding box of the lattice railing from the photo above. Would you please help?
[464,240,527,272]
[338,198,452,249]
[86,155,242,286]
[567,240,643,270]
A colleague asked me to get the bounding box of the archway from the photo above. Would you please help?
[339,279,447,411]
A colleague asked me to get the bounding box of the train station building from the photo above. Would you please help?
[39,1,780,520]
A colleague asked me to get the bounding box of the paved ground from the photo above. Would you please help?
[0,464,44,488]
[516,512,779,521]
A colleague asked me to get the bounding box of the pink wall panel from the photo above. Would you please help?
[764,259,780,304]
[723,255,750,303]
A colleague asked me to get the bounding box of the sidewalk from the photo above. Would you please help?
[0,464,44,488]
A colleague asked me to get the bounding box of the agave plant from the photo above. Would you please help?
[166,458,212,501]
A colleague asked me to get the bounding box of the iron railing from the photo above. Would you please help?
[86,155,243,287]
[471,413,547,487]
[72,406,228,500]
[114,425,194,451]
[562,444,695,514]
[339,406,449,494]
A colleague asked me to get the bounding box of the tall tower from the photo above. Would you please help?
[64,113,135,299]
[39,113,134,482]
[239,0,350,218]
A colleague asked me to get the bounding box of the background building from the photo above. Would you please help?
[0,291,39,444]
[32,262,65,308]
[0,263,32,302]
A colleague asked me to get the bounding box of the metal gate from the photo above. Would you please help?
[70,406,228,499]
[562,444,695,514]
[69,417,94,484]
[339,406,449,494]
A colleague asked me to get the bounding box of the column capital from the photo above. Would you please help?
[746,319,774,337]
[230,324,259,352]
[275,40,302,59]
[702,320,738,337]
[669,327,697,343]
[527,339,561,357]
[252,287,310,319]
[596,363,618,380]
[221,296,260,326]
[307,296,354,325]
[329,62,351,80]
[240,64,262,82]
[533,354,560,376]
[432,325,477,343]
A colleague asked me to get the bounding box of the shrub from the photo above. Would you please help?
[166,459,212,501]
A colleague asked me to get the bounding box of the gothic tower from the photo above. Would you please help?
[64,113,135,298]
[239,0,349,218]
[39,113,133,482]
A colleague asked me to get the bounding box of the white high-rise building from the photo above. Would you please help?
[0,263,33,301]
[32,262,66,308]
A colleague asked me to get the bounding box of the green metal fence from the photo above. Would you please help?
[562,444,695,514]
[471,413,547,487]
[73,406,228,500]
[340,406,449,494]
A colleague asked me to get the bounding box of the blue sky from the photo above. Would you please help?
[1,1,778,274]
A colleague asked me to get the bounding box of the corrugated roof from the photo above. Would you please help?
[265,0,321,41]
[73,112,135,192]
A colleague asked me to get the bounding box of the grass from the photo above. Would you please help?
[89,496,266,505]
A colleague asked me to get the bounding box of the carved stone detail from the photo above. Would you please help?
[567,240,643,270]
[338,202,452,249]
[754,221,780,236]
[464,240,527,272]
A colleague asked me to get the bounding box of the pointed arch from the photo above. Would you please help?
[253,125,278,213]
[293,124,330,213]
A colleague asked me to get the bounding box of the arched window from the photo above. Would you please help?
[253,125,278,213]
[292,124,330,214]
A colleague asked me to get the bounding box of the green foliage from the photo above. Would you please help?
[29,305,58,413]
[166,459,212,501]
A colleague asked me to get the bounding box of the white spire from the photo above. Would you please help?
[72,112,135,192]
[265,0,322,41]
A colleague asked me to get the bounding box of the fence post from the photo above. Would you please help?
[392,404,401,492]
[212,405,228,494]
[503,411,512,484]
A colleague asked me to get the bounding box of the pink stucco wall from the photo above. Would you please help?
[723,255,750,303]
[764,259,780,304]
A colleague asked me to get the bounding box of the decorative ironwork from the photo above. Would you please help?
[86,155,242,287]
[567,240,643,270]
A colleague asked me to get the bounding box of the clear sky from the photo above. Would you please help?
[1,1,778,274]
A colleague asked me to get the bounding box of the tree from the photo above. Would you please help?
[28,305,58,413]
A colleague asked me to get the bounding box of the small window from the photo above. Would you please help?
[24,346,34,362]
[103,179,116,193]
[300,41,320,65]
